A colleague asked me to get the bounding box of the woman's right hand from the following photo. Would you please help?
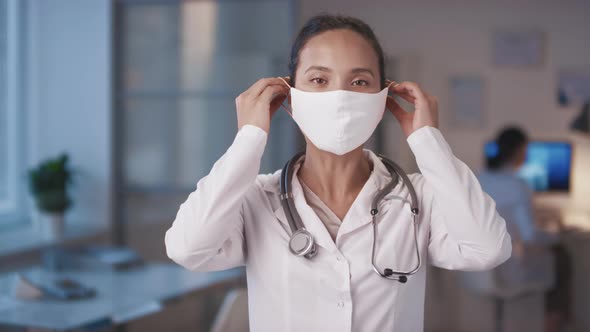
[236,77,290,134]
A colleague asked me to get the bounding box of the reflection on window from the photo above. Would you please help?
[120,0,298,192]
[0,0,7,203]
[118,1,298,225]
[0,0,24,226]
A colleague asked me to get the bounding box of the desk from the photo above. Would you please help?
[0,263,244,331]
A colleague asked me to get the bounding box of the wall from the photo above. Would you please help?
[25,0,113,229]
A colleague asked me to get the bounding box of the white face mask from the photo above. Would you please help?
[286,85,389,156]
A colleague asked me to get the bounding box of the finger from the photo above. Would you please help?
[259,84,289,105]
[391,90,416,104]
[386,96,408,122]
[423,94,438,112]
[391,81,426,101]
[428,94,439,106]
[390,84,417,97]
[387,81,415,104]
[385,79,398,88]
[269,94,288,116]
[248,77,290,98]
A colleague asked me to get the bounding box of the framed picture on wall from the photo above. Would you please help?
[492,30,545,67]
[449,76,485,128]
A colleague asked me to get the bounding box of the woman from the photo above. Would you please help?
[480,127,571,332]
[481,128,546,251]
[165,15,511,331]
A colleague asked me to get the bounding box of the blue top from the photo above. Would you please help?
[478,169,555,244]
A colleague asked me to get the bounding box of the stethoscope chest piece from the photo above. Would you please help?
[289,228,317,259]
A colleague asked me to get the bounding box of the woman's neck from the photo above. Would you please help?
[297,145,371,202]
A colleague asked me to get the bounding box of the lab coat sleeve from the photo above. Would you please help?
[407,126,512,271]
[165,124,267,272]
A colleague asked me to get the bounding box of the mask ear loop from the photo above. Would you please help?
[385,79,399,92]
[277,77,293,117]
[383,80,399,115]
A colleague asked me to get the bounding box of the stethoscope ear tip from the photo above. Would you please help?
[383,269,407,283]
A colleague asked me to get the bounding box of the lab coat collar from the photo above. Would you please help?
[262,149,406,250]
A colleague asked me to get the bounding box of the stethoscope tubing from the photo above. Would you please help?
[280,152,421,281]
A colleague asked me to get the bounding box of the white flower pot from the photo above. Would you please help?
[39,212,65,241]
[28,196,42,233]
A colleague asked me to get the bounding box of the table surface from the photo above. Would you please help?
[0,263,244,331]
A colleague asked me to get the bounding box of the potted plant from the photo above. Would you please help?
[28,154,73,239]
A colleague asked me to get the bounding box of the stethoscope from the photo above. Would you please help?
[279,152,422,283]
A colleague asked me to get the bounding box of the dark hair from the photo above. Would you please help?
[487,126,529,170]
[288,14,386,88]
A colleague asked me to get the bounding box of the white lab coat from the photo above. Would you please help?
[165,125,511,332]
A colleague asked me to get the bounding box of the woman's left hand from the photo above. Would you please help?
[385,80,439,137]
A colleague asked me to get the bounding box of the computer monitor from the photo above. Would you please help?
[484,141,572,192]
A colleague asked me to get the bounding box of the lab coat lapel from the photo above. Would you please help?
[269,169,337,253]
[272,203,291,231]
[337,150,398,238]
[290,175,339,253]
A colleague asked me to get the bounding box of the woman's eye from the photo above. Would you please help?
[311,78,326,85]
[352,80,369,86]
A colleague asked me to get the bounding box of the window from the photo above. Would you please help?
[0,0,24,226]
[117,1,300,224]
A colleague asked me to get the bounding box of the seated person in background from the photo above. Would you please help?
[479,126,571,332]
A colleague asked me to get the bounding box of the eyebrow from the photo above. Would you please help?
[304,66,331,74]
[304,65,375,78]
[351,68,375,77]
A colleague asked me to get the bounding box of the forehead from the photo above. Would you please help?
[297,29,379,72]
